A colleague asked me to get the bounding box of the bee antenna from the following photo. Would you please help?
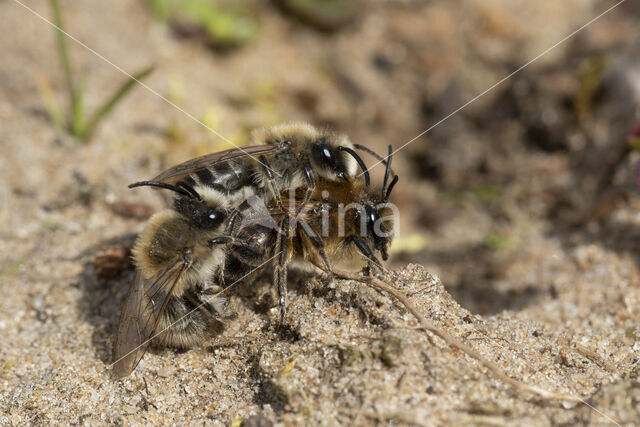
[175,181,204,203]
[384,175,399,202]
[128,181,192,198]
[338,146,370,187]
[353,144,396,178]
[382,145,393,200]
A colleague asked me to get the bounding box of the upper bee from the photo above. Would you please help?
[138,123,372,208]
[251,122,362,183]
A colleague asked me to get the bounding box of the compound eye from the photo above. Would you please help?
[194,207,225,229]
[312,139,335,167]
[321,146,332,161]
[364,205,380,234]
[206,209,224,227]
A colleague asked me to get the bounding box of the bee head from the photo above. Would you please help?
[128,180,228,230]
[351,145,399,263]
[255,122,371,184]
[173,194,226,230]
[309,136,351,180]
[309,133,375,184]
[360,201,394,261]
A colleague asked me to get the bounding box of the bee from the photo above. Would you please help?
[112,184,233,377]
[113,183,282,377]
[113,162,398,377]
[114,123,399,377]
[128,122,377,210]
[238,145,400,322]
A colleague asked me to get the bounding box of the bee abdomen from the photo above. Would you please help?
[234,224,277,261]
[191,160,261,195]
[152,293,215,348]
[221,224,277,287]
[132,211,196,278]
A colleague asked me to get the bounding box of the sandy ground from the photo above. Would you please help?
[1,0,640,425]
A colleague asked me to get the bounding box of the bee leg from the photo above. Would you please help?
[208,217,241,287]
[274,217,291,322]
[217,266,227,289]
[295,163,315,216]
[347,236,382,272]
[197,288,233,319]
[224,208,242,235]
[208,236,238,246]
[297,220,333,286]
[184,291,214,316]
[208,206,245,248]
[208,236,236,289]
[259,155,285,212]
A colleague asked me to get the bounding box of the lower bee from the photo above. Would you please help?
[113,183,281,377]
[113,184,234,377]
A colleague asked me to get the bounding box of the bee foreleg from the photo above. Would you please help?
[217,265,227,289]
[298,220,333,286]
[274,265,288,323]
[274,217,291,322]
[295,163,315,216]
[197,288,233,319]
[347,236,382,272]
[259,155,285,212]
[208,207,244,248]
[224,208,242,235]
[208,236,237,246]
[184,291,215,316]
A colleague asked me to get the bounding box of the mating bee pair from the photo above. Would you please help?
[113,123,399,377]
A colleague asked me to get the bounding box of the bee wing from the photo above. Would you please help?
[152,144,286,185]
[112,260,190,378]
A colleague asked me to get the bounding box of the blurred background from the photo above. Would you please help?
[3,1,640,424]
[1,0,640,318]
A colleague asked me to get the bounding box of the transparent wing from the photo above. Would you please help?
[152,144,286,185]
[112,260,190,378]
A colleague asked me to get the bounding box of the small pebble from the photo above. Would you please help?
[157,366,172,378]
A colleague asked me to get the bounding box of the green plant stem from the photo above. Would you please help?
[49,0,77,128]
[82,66,154,138]
[71,76,86,137]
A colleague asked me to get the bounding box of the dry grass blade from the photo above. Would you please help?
[33,71,65,129]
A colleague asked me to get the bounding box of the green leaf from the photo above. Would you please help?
[49,0,76,119]
[280,0,358,31]
[70,76,86,137]
[473,186,501,204]
[483,233,509,250]
[83,66,154,139]
[202,5,259,47]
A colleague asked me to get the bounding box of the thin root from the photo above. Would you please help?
[331,267,583,403]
